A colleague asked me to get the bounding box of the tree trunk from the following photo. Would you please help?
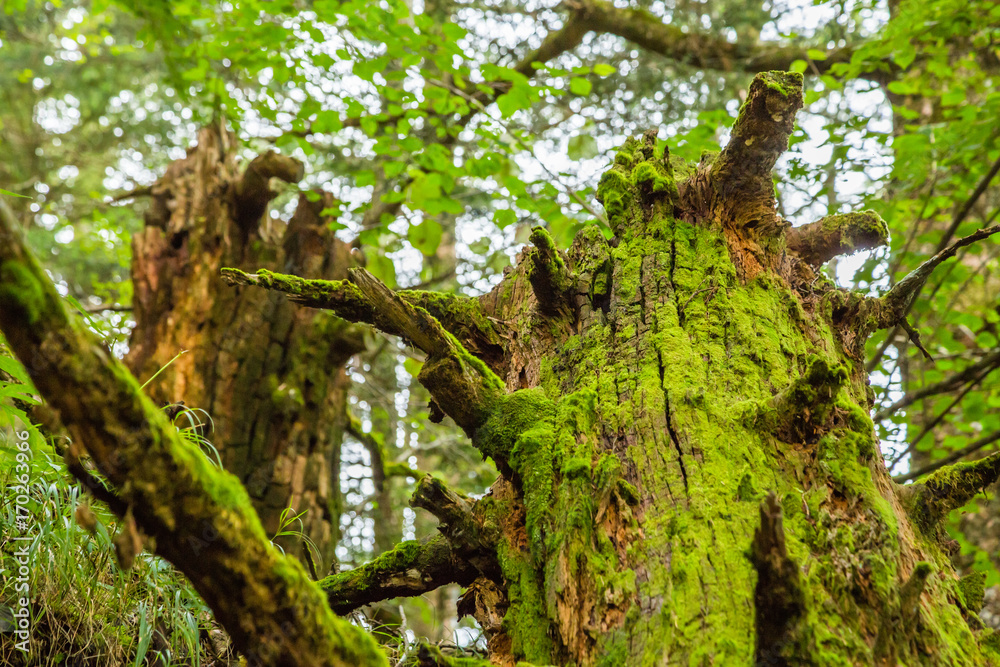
[126,125,365,572]
[262,72,999,666]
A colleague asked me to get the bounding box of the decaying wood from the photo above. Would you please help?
[751,493,808,667]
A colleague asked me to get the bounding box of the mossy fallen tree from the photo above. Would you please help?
[5,70,1000,666]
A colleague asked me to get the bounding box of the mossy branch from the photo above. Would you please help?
[411,475,500,580]
[574,0,859,78]
[750,493,807,666]
[712,71,803,205]
[233,151,305,228]
[348,267,508,435]
[401,644,492,667]
[221,267,505,371]
[902,452,1000,528]
[0,215,386,667]
[320,536,478,615]
[869,224,1000,330]
[526,226,575,317]
[786,210,889,265]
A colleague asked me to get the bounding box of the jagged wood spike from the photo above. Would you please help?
[904,452,1000,528]
[750,493,808,667]
[526,226,575,317]
[319,536,478,615]
[712,71,804,204]
[233,151,305,227]
[873,562,934,665]
[785,210,889,265]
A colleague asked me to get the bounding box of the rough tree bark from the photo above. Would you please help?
[125,125,366,571]
[4,71,1000,666]
[229,72,1000,666]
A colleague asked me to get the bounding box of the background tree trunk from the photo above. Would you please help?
[126,125,365,572]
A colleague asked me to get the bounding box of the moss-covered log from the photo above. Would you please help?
[0,219,385,667]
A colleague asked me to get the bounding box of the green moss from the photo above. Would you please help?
[820,210,889,251]
[958,571,987,613]
[759,70,803,99]
[0,260,56,326]
[320,540,423,594]
[737,472,757,501]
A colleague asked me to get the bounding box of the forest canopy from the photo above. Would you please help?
[1,0,1000,665]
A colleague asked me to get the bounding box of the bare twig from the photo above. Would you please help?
[869,224,1000,331]
[893,430,1000,484]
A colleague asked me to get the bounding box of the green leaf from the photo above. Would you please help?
[894,42,917,69]
[570,77,592,96]
[593,63,616,77]
[495,209,517,228]
[568,135,599,160]
[403,358,423,378]
[408,219,443,255]
[790,59,808,74]
[383,161,406,178]
[497,86,531,118]
[367,254,397,288]
[0,188,29,198]
[806,49,827,61]
[0,356,33,388]
[941,89,965,107]
[887,80,915,95]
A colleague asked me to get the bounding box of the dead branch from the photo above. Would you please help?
[901,452,1000,526]
[108,185,153,203]
[348,268,507,435]
[411,475,500,580]
[713,71,804,207]
[574,0,861,79]
[869,224,1000,330]
[402,644,491,667]
[320,536,478,615]
[221,267,505,370]
[893,431,1000,485]
[786,210,889,265]
[874,348,1000,422]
